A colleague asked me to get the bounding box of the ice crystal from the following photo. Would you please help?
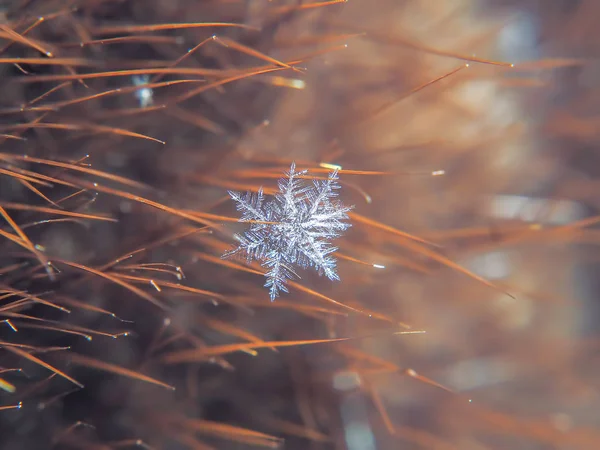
[223,162,353,300]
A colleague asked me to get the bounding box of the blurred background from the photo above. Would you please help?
[1,0,600,449]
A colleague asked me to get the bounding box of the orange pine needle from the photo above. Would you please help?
[367,382,396,434]
[272,0,347,15]
[0,23,55,56]
[54,259,168,310]
[3,345,83,388]
[190,251,269,277]
[56,178,219,229]
[99,226,207,272]
[38,79,205,111]
[511,58,586,71]
[76,35,181,47]
[402,368,454,393]
[350,212,439,247]
[111,273,222,300]
[9,291,69,312]
[0,57,93,66]
[150,36,215,84]
[176,417,283,447]
[365,64,469,121]
[0,202,116,222]
[3,166,80,189]
[11,323,92,341]
[93,22,260,35]
[200,316,269,348]
[337,22,513,67]
[164,105,225,135]
[16,180,61,207]
[0,206,54,280]
[15,67,230,83]
[67,353,175,390]
[0,377,16,393]
[232,295,349,317]
[0,168,53,187]
[53,295,130,322]
[0,403,21,411]
[0,154,152,190]
[214,36,303,73]
[275,32,365,48]
[261,417,330,442]
[0,133,26,140]
[162,337,350,363]
[192,174,278,196]
[1,122,164,145]
[170,66,290,105]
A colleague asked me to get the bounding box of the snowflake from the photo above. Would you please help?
[223,162,353,300]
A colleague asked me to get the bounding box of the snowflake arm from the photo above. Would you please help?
[228,188,267,222]
[308,168,341,216]
[223,163,353,300]
[263,250,298,301]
